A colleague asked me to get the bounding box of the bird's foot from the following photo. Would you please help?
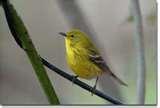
[71,75,78,84]
[90,76,98,96]
[90,85,96,96]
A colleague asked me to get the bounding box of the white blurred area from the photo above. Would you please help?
[0,0,157,104]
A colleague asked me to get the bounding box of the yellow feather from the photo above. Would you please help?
[65,29,102,79]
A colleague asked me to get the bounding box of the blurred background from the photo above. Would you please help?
[0,0,157,104]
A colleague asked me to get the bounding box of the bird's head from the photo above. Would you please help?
[59,29,91,46]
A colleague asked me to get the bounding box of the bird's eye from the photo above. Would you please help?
[71,35,74,38]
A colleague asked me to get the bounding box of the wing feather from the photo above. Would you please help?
[87,48,108,70]
[87,48,128,86]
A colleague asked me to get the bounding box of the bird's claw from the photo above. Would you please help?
[90,85,96,96]
[71,75,78,84]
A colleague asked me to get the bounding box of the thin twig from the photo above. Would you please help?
[41,57,123,105]
[130,0,146,104]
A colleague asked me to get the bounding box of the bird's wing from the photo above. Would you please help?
[88,48,128,86]
[87,48,109,71]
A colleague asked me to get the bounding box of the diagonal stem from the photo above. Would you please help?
[1,0,60,104]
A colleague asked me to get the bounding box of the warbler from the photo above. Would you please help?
[59,29,127,92]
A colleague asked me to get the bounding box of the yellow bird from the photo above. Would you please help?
[59,29,127,91]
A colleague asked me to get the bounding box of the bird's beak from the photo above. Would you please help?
[59,32,67,37]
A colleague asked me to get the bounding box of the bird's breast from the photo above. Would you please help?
[65,46,102,79]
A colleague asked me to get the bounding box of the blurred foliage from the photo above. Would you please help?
[126,11,157,26]
[147,11,157,25]
[126,15,134,23]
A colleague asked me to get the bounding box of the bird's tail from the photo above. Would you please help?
[110,72,128,86]
[104,65,128,86]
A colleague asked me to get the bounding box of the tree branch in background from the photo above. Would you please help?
[56,0,93,36]
[1,0,60,104]
[56,0,101,48]
[130,0,146,104]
